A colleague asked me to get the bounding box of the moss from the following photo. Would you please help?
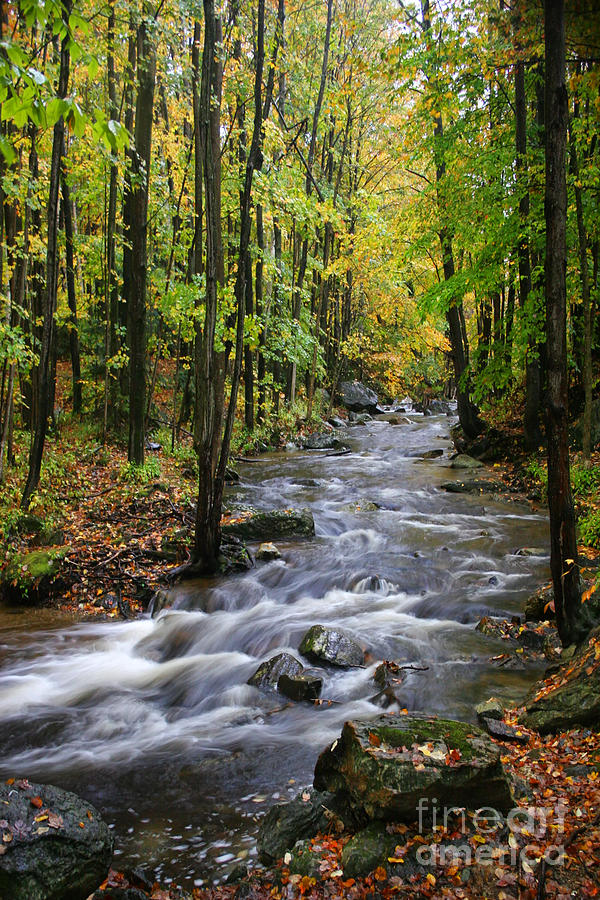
[2,547,69,604]
[367,717,481,760]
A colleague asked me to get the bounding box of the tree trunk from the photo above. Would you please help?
[123,3,157,465]
[544,0,582,647]
[61,153,82,414]
[21,1,71,509]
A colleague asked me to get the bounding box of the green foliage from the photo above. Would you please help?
[579,510,600,550]
[119,458,161,484]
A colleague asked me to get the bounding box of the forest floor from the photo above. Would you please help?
[2,376,600,899]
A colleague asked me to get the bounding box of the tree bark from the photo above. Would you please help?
[544,0,582,647]
[60,151,82,414]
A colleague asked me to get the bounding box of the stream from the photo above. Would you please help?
[0,409,550,889]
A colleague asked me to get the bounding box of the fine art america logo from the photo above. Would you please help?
[414,798,567,869]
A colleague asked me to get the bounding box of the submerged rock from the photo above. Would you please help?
[277,671,322,701]
[248,652,304,690]
[222,507,315,541]
[299,624,365,668]
[313,714,514,821]
[339,381,379,413]
[0,779,113,900]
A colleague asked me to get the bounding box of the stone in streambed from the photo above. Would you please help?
[313,714,514,821]
[256,542,282,561]
[222,507,315,541]
[278,671,322,701]
[440,478,505,494]
[301,432,342,451]
[0,779,113,900]
[299,624,365,668]
[248,652,304,689]
[450,454,484,469]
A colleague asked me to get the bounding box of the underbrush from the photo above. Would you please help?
[524,454,600,550]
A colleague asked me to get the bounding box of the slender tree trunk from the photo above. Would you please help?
[61,154,82,414]
[104,0,119,440]
[544,0,582,647]
[21,1,71,509]
[421,0,482,439]
[124,3,157,465]
[192,0,225,573]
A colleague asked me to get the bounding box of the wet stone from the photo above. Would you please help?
[248,653,304,690]
[475,698,504,722]
[277,671,322,702]
[299,624,365,668]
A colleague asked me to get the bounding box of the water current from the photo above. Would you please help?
[0,409,550,888]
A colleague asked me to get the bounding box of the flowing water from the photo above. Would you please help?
[0,410,550,888]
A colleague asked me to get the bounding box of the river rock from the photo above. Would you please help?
[301,432,342,451]
[299,625,365,668]
[475,698,504,722]
[222,507,315,541]
[278,671,322,701]
[339,381,379,413]
[429,399,452,415]
[480,718,529,744]
[520,628,600,733]
[524,585,555,621]
[450,454,484,470]
[256,788,338,864]
[0,779,113,900]
[422,449,444,459]
[248,652,304,689]
[440,478,505,495]
[328,416,347,429]
[514,547,547,557]
[256,542,282,561]
[348,411,371,425]
[313,714,514,821]
[1,547,70,605]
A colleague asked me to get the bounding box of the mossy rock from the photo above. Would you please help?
[257,788,338,865]
[1,547,70,605]
[314,714,514,822]
[287,840,324,878]
[248,652,304,690]
[222,508,315,542]
[341,822,396,878]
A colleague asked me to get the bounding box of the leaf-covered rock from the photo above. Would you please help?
[0,779,113,900]
[519,628,600,733]
[313,714,514,821]
[257,788,340,865]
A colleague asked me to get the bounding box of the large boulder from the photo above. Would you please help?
[1,547,70,604]
[0,779,113,900]
[222,508,315,542]
[313,714,514,821]
[247,652,304,690]
[339,382,379,414]
[519,628,600,733]
[299,625,365,668]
